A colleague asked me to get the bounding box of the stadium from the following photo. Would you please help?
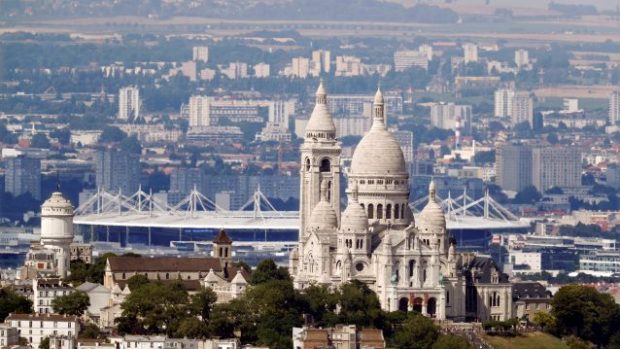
[74,186,531,252]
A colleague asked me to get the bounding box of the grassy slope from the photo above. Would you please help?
[484,331,569,349]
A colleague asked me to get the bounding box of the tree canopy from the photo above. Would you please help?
[0,288,32,321]
[51,291,90,316]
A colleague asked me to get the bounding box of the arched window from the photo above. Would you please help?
[166,273,170,280]
[386,204,392,219]
[305,158,310,171]
[377,204,383,219]
[320,158,330,172]
[409,260,415,277]
[401,204,405,219]
[395,204,400,219]
[368,204,374,219]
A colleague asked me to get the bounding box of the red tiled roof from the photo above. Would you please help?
[213,229,233,244]
[107,256,222,272]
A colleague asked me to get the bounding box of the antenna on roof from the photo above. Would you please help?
[56,170,61,192]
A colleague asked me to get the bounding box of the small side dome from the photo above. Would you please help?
[308,180,338,231]
[419,180,446,228]
[340,181,368,232]
[41,192,74,216]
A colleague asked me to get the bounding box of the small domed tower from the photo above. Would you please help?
[417,181,448,255]
[40,191,75,278]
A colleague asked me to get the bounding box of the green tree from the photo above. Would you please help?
[532,311,556,332]
[302,284,339,327]
[100,126,127,143]
[176,317,210,339]
[472,150,495,165]
[30,133,50,148]
[188,288,218,321]
[120,135,142,154]
[80,323,103,339]
[50,128,71,145]
[126,274,150,291]
[551,284,620,346]
[0,288,33,321]
[431,335,473,349]
[564,335,592,349]
[51,291,90,316]
[0,123,17,144]
[39,337,50,349]
[513,185,542,204]
[392,313,440,349]
[118,281,189,336]
[336,280,384,328]
[250,259,290,285]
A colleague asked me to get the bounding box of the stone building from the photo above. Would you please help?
[290,83,513,321]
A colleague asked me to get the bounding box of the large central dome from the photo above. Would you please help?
[350,89,407,176]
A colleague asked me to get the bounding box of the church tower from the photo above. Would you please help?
[40,191,75,279]
[299,81,341,237]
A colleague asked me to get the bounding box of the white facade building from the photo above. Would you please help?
[494,88,515,118]
[514,49,530,69]
[462,43,478,63]
[6,313,80,349]
[192,46,209,63]
[0,323,19,348]
[253,63,270,78]
[312,50,331,74]
[33,279,75,314]
[335,56,363,77]
[118,87,140,120]
[430,103,472,132]
[610,90,620,125]
[291,83,513,321]
[511,91,534,126]
[394,50,429,71]
[189,95,210,128]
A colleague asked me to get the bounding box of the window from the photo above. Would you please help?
[319,158,330,172]
[305,158,310,171]
[367,204,374,219]
[166,273,170,280]
[395,204,400,219]
[386,204,392,219]
[377,204,383,219]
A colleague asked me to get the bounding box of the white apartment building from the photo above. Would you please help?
[563,98,580,113]
[514,49,530,69]
[430,102,472,132]
[579,251,620,275]
[510,251,542,273]
[118,86,140,120]
[108,335,240,349]
[192,46,209,63]
[394,50,429,71]
[220,62,248,79]
[419,44,433,61]
[494,88,515,118]
[462,43,478,63]
[189,95,210,128]
[253,62,270,78]
[6,313,80,349]
[335,56,363,77]
[312,50,331,74]
[291,57,311,78]
[511,91,534,126]
[610,90,620,125]
[0,324,19,348]
[33,279,75,314]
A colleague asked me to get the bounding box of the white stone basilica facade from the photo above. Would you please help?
[290,83,512,322]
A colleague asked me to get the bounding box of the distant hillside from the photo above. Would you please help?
[0,0,459,23]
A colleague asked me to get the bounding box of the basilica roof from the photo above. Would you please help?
[350,89,407,176]
[305,81,336,138]
[340,181,368,232]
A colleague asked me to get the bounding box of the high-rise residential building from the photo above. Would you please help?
[531,146,581,192]
[563,98,579,113]
[494,88,515,118]
[334,56,363,77]
[220,62,248,79]
[418,44,433,61]
[392,130,414,164]
[429,102,472,132]
[462,43,478,63]
[192,46,209,63]
[514,49,529,69]
[495,143,532,193]
[291,57,311,78]
[189,95,210,128]
[511,91,534,126]
[118,86,140,120]
[312,50,331,74]
[609,90,620,125]
[170,167,206,194]
[96,149,141,195]
[393,50,429,71]
[4,155,41,200]
[607,163,620,189]
[253,63,270,78]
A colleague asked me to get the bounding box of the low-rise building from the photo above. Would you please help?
[293,325,385,349]
[512,282,552,323]
[0,323,19,348]
[6,313,80,349]
[33,278,74,314]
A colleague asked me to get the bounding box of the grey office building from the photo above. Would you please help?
[531,146,582,192]
[95,150,141,195]
[4,156,41,200]
[496,143,532,192]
